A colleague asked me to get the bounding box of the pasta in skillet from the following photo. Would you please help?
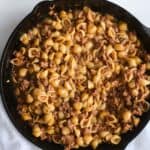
[11,6,150,150]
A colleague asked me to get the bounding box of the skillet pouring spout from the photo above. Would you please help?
[144,26,150,37]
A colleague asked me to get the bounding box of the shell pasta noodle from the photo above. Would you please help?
[11,6,150,150]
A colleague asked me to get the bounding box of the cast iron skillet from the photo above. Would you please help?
[0,0,150,150]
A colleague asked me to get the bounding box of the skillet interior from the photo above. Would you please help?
[0,0,150,150]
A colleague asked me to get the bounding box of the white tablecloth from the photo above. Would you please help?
[0,0,149,150]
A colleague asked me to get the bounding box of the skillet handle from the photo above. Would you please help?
[144,26,150,37]
[147,27,150,36]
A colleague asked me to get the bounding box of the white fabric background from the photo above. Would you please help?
[0,0,150,150]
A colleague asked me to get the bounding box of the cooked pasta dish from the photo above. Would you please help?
[10,6,150,150]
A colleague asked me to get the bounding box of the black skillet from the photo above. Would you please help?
[0,0,150,150]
